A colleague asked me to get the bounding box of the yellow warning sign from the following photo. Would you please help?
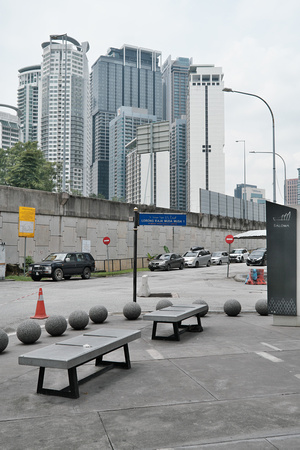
[19,207,35,237]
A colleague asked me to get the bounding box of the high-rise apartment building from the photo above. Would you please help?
[286,178,298,205]
[91,45,163,198]
[187,64,225,213]
[109,106,156,201]
[40,35,91,195]
[18,65,41,144]
[0,106,22,149]
[162,56,191,210]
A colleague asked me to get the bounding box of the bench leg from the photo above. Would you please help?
[173,322,180,341]
[68,367,79,399]
[152,322,158,339]
[37,366,80,399]
[95,344,131,369]
[37,367,45,394]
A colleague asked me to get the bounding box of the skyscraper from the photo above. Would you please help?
[91,45,163,198]
[40,35,91,195]
[0,106,22,149]
[18,65,41,144]
[162,56,191,210]
[109,106,156,201]
[187,64,225,213]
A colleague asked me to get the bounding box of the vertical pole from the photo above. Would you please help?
[106,245,110,272]
[133,207,139,302]
[227,243,231,278]
[24,237,27,276]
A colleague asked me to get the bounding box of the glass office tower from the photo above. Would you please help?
[91,45,163,198]
[18,65,41,144]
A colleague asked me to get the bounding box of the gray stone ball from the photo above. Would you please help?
[156,299,173,310]
[89,305,108,324]
[45,315,68,336]
[68,310,89,330]
[255,298,269,316]
[17,320,42,344]
[0,329,9,353]
[123,302,141,320]
[192,299,209,316]
[224,299,241,317]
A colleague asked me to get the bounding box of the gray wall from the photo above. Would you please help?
[0,186,266,266]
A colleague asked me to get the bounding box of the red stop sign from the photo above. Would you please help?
[225,234,234,244]
[103,236,110,245]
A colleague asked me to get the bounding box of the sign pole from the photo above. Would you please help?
[103,236,111,272]
[24,237,27,276]
[133,207,139,302]
[225,234,234,278]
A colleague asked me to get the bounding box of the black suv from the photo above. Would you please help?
[28,252,95,281]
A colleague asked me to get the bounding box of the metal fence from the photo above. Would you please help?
[199,189,266,222]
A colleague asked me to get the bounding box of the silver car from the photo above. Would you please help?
[211,251,229,265]
[183,249,211,268]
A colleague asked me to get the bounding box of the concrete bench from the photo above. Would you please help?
[143,305,206,341]
[18,328,141,399]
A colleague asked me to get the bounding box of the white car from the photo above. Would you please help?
[229,248,249,263]
[183,249,211,268]
[211,251,229,265]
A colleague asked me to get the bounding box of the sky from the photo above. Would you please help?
[1,0,299,204]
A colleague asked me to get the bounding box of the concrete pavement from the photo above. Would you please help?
[1,267,300,449]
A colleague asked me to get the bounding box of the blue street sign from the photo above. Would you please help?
[139,213,186,226]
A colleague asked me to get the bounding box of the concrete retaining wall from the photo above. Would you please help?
[0,186,266,266]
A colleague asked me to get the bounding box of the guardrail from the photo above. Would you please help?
[95,257,149,272]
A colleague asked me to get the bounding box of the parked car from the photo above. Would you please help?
[27,252,95,281]
[246,248,267,266]
[211,251,229,265]
[229,248,249,263]
[148,253,184,271]
[182,249,211,268]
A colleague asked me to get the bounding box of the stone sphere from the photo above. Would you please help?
[17,320,42,344]
[89,305,108,324]
[45,315,68,336]
[192,299,209,316]
[224,299,241,317]
[156,299,173,310]
[123,302,141,320]
[68,310,89,330]
[0,329,9,353]
[255,299,269,316]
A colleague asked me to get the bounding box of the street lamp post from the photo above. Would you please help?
[250,151,286,205]
[236,140,246,219]
[223,88,276,203]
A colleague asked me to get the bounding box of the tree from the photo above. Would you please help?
[0,142,58,192]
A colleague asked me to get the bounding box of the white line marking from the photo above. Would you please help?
[256,351,283,363]
[146,349,164,360]
[261,342,282,351]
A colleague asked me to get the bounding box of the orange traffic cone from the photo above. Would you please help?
[31,288,49,319]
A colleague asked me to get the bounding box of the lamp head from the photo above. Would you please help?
[222,87,233,92]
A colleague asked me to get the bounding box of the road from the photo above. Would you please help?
[0,263,267,333]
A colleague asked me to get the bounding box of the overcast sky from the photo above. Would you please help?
[1,0,299,204]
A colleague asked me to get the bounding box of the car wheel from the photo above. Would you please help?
[218,260,222,265]
[179,263,184,270]
[82,267,91,279]
[240,257,244,263]
[149,268,155,271]
[206,260,211,267]
[31,274,41,281]
[64,275,71,280]
[195,261,200,268]
[166,264,171,271]
[52,268,63,281]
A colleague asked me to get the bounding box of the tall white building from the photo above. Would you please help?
[40,35,91,195]
[187,65,225,212]
[0,106,22,149]
[18,65,41,144]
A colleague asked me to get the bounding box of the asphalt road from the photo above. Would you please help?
[1,263,267,333]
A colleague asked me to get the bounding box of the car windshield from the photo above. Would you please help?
[156,254,170,260]
[231,250,243,254]
[212,252,222,257]
[43,253,66,261]
[183,252,197,257]
[251,250,264,257]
